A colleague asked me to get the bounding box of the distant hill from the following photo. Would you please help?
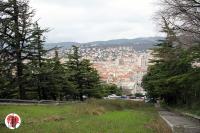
[45,42,80,49]
[45,36,164,51]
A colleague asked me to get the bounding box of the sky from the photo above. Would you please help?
[30,0,161,43]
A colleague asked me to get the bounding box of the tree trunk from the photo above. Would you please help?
[17,53,25,99]
[14,0,25,99]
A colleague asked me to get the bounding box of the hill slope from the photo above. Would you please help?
[45,37,164,51]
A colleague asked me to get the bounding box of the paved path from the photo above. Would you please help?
[158,109,200,133]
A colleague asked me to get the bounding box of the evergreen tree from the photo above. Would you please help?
[79,59,100,98]
[47,50,68,100]
[24,22,48,99]
[66,46,101,100]
[0,0,39,99]
[142,17,200,107]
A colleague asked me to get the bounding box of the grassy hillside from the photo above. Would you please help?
[0,100,171,133]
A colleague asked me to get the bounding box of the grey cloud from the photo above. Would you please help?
[30,0,160,43]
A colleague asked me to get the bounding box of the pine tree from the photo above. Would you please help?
[0,0,39,99]
[34,49,74,100]
[79,59,100,98]
[48,50,66,100]
[66,46,101,100]
[24,22,48,99]
[142,17,199,106]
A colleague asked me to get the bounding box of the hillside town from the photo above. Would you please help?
[47,46,152,95]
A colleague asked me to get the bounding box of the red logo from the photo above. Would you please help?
[5,113,21,129]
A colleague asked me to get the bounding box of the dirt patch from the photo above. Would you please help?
[73,103,106,116]
[26,115,66,124]
[43,115,65,122]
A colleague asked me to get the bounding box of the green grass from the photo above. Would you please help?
[0,99,171,133]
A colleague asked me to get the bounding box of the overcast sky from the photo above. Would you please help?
[30,0,161,43]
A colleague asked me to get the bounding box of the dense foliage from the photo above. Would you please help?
[142,38,200,107]
[142,0,200,109]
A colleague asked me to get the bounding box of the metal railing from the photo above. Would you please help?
[0,99,69,104]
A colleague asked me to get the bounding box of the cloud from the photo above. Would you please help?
[30,0,160,43]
